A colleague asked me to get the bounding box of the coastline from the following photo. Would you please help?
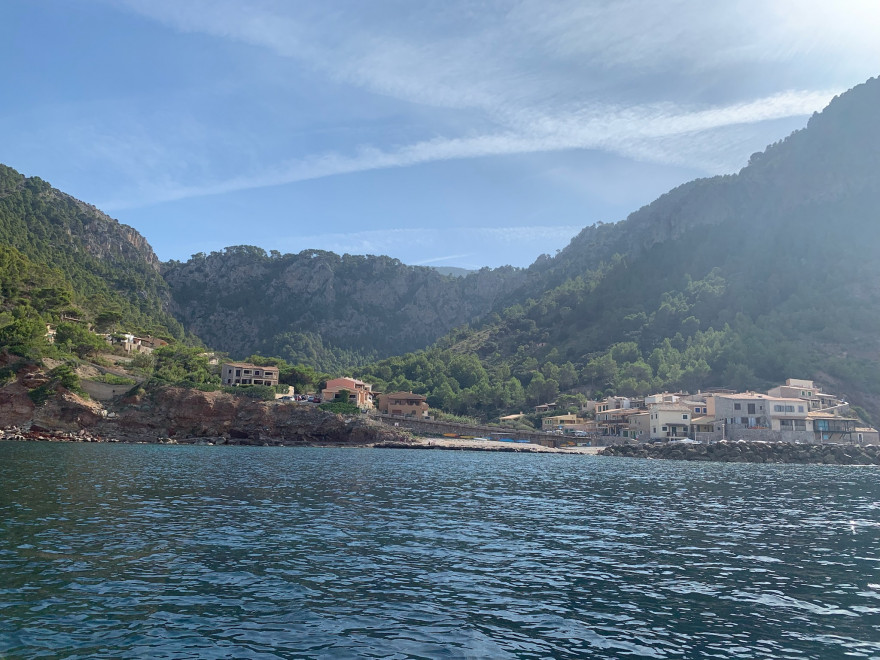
[0,426,601,453]
[377,436,603,454]
[5,427,878,464]
[601,440,880,465]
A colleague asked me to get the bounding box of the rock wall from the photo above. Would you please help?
[601,440,880,465]
[1,359,410,446]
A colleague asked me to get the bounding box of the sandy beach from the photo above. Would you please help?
[408,436,603,454]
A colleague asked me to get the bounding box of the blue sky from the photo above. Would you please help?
[3,1,879,269]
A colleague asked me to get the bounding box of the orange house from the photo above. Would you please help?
[378,391,430,418]
[322,377,374,407]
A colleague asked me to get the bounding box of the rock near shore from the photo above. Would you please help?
[600,440,880,465]
[1,368,411,446]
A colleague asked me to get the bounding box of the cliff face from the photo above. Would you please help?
[527,76,880,293]
[65,197,161,271]
[0,164,181,336]
[103,387,409,444]
[0,358,408,445]
[162,247,527,367]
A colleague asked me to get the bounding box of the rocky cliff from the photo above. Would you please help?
[0,164,181,336]
[162,246,527,368]
[0,356,410,446]
[102,387,411,445]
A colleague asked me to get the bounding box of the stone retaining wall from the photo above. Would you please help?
[602,440,880,465]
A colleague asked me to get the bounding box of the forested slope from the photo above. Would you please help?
[162,247,526,371]
[0,164,184,339]
[356,76,880,421]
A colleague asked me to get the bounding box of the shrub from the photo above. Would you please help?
[319,400,360,415]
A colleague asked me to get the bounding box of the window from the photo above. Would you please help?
[798,406,804,413]
[747,403,756,414]
[662,426,667,432]
[682,414,689,420]
[734,403,741,410]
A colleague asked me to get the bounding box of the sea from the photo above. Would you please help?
[1,442,879,659]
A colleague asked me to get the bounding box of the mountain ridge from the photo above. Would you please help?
[2,75,880,421]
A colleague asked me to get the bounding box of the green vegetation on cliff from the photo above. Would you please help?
[4,77,880,424]
[356,77,880,421]
[0,164,184,339]
[162,246,526,371]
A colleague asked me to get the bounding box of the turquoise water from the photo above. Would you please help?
[1,442,879,659]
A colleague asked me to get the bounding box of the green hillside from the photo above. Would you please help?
[356,77,880,422]
[4,77,880,423]
[0,164,184,339]
[162,246,525,371]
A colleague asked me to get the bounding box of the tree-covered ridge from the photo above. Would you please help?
[0,164,184,339]
[356,76,880,421]
[522,77,880,298]
[162,245,527,371]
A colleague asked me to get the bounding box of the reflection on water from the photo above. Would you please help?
[1,443,879,658]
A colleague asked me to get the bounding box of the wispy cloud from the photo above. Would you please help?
[99,87,836,210]
[412,254,474,266]
[94,1,877,211]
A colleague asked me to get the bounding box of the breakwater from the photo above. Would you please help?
[601,440,880,464]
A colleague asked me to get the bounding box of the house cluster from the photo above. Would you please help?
[105,333,168,354]
[321,376,431,418]
[45,321,168,355]
[221,368,431,419]
[540,379,879,445]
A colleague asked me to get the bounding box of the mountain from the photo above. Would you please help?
[355,76,880,421]
[0,164,185,339]
[3,76,880,422]
[162,247,525,371]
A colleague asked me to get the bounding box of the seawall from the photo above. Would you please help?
[601,441,880,465]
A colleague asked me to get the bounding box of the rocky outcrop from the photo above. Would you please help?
[106,387,411,445]
[0,358,409,446]
[600,440,880,465]
[162,247,527,365]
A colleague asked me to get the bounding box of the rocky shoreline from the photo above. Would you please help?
[601,440,880,465]
[8,426,879,464]
[0,425,404,447]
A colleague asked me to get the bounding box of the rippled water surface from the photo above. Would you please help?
[1,443,879,659]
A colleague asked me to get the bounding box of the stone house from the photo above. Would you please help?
[541,413,583,432]
[648,403,692,440]
[378,391,429,418]
[221,362,279,387]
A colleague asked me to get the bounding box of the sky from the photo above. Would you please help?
[2,1,879,269]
